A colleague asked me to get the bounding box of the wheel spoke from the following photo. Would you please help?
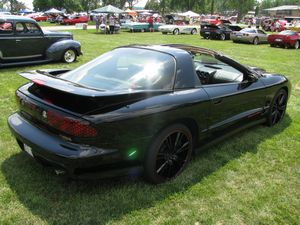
[156,161,168,174]
[174,132,182,149]
[175,141,189,154]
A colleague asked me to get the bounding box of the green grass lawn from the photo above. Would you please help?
[0,30,299,225]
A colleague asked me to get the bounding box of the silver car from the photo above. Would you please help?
[230,28,268,45]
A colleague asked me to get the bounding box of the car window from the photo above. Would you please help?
[60,48,176,91]
[193,53,243,85]
[0,22,13,34]
[258,30,266,35]
[24,23,41,34]
[16,22,25,33]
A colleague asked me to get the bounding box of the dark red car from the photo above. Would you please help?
[60,15,88,25]
[268,30,300,49]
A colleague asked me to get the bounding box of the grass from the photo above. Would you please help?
[0,29,300,225]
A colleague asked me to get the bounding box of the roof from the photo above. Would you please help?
[0,15,35,22]
[118,44,219,57]
[264,5,300,11]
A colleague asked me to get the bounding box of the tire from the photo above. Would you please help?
[253,37,259,45]
[266,89,288,126]
[162,32,167,35]
[62,48,77,63]
[270,43,275,47]
[173,28,179,35]
[144,124,193,184]
[191,28,197,35]
[294,40,299,49]
[220,33,226,40]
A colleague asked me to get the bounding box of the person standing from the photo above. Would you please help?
[148,16,154,32]
[109,14,115,34]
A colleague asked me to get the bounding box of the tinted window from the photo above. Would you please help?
[60,48,176,91]
[0,22,13,34]
[193,54,243,84]
[258,30,266,34]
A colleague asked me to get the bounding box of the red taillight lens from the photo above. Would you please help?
[47,111,97,137]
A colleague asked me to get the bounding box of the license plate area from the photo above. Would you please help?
[275,38,282,42]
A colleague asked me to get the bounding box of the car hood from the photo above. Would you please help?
[43,30,72,38]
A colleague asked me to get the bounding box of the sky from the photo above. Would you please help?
[21,0,33,9]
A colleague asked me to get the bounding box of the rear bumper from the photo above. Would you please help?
[7,113,142,179]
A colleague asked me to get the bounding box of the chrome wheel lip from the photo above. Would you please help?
[155,130,191,179]
[295,41,299,49]
[64,50,76,63]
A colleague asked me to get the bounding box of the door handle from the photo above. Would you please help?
[212,98,222,105]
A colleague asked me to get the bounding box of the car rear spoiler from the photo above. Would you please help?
[19,70,110,97]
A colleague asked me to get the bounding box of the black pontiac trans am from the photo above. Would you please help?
[8,44,291,183]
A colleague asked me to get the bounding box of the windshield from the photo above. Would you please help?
[279,30,296,35]
[60,48,176,91]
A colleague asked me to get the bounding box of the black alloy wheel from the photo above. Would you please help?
[144,124,193,184]
[267,89,288,126]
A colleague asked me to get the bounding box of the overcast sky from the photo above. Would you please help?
[21,0,33,9]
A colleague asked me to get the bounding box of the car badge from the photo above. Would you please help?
[42,110,47,119]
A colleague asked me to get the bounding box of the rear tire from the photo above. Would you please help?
[144,124,193,184]
[253,37,259,45]
[191,28,197,35]
[62,48,77,63]
[270,43,275,47]
[266,89,288,126]
[173,28,179,35]
[220,33,226,40]
[294,41,299,49]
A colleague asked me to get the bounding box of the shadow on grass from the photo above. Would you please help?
[2,115,292,225]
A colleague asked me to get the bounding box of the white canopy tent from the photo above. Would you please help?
[178,11,200,18]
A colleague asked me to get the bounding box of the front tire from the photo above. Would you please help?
[62,49,77,63]
[253,37,259,45]
[266,89,288,126]
[294,40,299,49]
[173,28,179,35]
[191,28,197,35]
[144,124,193,184]
[220,33,226,40]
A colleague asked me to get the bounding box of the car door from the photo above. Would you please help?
[258,29,268,43]
[14,22,47,59]
[0,21,15,61]
[194,54,266,134]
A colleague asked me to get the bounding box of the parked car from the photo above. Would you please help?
[26,13,48,22]
[268,30,300,49]
[158,24,199,35]
[60,15,89,25]
[231,28,268,45]
[200,24,242,40]
[8,44,291,183]
[0,15,82,67]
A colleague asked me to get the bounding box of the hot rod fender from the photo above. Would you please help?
[45,40,82,61]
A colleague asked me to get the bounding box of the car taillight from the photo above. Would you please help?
[47,111,97,137]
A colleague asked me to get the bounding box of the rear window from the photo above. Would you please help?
[0,22,13,34]
[241,28,256,33]
[60,48,176,91]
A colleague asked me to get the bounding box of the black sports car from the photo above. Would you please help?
[200,24,242,40]
[8,44,291,184]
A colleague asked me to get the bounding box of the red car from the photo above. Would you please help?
[26,13,48,22]
[61,15,88,25]
[268,30,300,49]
